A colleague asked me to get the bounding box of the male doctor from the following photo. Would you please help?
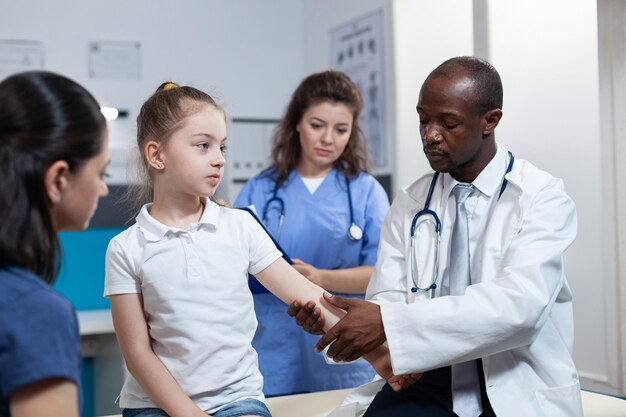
[289,56,582,416]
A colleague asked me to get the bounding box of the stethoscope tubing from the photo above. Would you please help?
[262,193,285,239]
[410,151,514,293]
[262,173,363,241]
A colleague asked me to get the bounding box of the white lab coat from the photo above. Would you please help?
[329,146,583,417]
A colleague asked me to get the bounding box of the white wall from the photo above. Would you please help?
[486,0,615,393]
[598,0,626,394]
[391,0,474,193]
[301,0,391,83]
[0,0,305,190]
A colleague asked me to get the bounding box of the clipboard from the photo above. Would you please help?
[238,207,292,294]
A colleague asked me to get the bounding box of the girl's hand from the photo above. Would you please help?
[287,299,325,335]
[364,347,422,392]
[386,372,422,392]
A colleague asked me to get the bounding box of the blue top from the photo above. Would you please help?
[235,168,390,395]
[0,267,81,417]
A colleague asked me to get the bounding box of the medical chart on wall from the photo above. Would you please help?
[88,41,141,79]
[0,40,44,80]
[330,9,388,172]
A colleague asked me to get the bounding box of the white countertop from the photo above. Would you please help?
[77,309,114,336]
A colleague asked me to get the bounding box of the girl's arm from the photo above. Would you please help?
[255,258,420,391]
[291,261,372,294]
[110,293,209,417]
[9,379,79,417]
[254,258,345,326]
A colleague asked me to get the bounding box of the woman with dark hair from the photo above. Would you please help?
[234,70,390,395]
[0,71,109,417]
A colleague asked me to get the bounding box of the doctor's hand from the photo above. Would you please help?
[288,299,325,335]
[315,293,386,362]
[292,259,325,288]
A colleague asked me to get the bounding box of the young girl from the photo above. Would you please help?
[105,82,413,417]
[0,71,110,417]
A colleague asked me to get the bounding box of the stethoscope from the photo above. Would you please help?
[410,151,515,293]
[262,174,363,241]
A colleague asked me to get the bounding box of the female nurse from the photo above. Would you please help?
[234,70,390,396]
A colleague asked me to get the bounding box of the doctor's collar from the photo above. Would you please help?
[443,145,508,200]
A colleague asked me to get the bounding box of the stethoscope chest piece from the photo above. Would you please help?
[348,223,363,241]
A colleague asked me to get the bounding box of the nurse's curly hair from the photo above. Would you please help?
[268,70,369,186]
[0,71,106,283]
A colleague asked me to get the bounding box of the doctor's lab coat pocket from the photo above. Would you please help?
[533,381,583,417]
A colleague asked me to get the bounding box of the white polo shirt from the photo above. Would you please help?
[104,198,282,413]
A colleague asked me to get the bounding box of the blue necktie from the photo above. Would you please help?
[447,183,482,417]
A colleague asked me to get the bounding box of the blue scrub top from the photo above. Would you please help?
[235,168,389,395]
[0,267,82,417]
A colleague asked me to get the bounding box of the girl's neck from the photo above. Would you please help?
[150,188,205,229]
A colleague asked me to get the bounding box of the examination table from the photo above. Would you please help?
[99,388,626,417]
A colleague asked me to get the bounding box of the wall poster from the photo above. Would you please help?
[330,9,388,172]
[0,40,44,80]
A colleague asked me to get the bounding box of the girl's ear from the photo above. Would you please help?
[45,160,71,205]
[145,140,165,170]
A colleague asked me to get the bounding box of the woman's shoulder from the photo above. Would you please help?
[350,171,388,196]
[352,171,379,184]
[0,269,80,400]
[234,168,282,207]
[0,268,76,325]
[247,167,280,184]
[0,267,48,305]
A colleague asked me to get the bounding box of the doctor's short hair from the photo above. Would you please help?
[0,71,107,283]
[270,70,369,186]
[429,56,503,115]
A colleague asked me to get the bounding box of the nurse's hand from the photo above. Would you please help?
[292,259,324,287]
[287,299,325,335]
[315,293,386,362]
